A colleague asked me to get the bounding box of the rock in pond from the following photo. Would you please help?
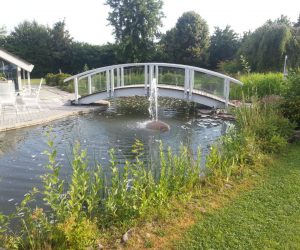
[145,120,170,132]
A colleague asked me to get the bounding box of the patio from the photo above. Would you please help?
[0,85,108,132]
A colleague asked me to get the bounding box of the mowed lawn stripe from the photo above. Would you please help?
[176,143,300,250]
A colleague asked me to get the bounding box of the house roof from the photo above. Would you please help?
[0,48,34,72]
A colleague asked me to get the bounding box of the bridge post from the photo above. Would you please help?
[121,67,124,87]
[184,68,189,99]
[74,77,79,103]
[155,65,159,84]
[88,76,92,94]
[149,65,154,90]
[110,68,115,97]
[224,78,230,109]
[144,65,148,95]
[117,67,121,87]
[106,70,110,97]
[189,70,194,99]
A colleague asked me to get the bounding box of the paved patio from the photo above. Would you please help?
[0,85,108,132]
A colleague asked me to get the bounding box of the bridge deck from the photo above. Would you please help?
[76,84,234,108]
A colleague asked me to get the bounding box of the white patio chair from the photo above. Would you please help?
[21,78,44,109]
[0,81,18,114]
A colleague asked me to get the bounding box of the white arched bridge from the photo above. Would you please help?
[64,63,242,109]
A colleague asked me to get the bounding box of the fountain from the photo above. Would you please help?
[145,78,170,132]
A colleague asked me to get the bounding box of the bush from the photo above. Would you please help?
[45,73,72,92]
[230,72,286,100]
[206,101,294,183]
[280,69,300,127]
[0,73,6,81]
[217,59,241,75]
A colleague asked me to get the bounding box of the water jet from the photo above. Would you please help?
[146,78,170,132]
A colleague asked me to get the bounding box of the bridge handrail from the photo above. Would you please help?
[64,62,242,85]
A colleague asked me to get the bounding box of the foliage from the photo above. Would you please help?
[1,21,119,77]
[161,11,210,66]
[67,42,119,74]
[238,16,300,71]
[280,69,300,127]
[235,102,294,153]
[206,101,294,182]
[105,0,164,62]
[217,59,241,75]
[1,13,299,77]
[45,72,73,92]
[230,72,286,100]
[0,26,6,38]
[240,55,251,74]
[3,21,53,77]
[209,26,240,69]
[0,136,202,248]
[48,19,73,73]
[0,72,6,81]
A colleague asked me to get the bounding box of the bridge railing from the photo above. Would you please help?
[64,63,242,107]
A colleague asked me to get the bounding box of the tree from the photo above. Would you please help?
[0,26,6,47]
[67,42,119,74]
[208,26,240,69]
[161,11,210,66]
[105,0,164,62]
[4,21,52,76]
[159,28,177,62]
[0,26,6,38]
[239,19,293,71]
[48,20,73,72]
[294,14,300,28]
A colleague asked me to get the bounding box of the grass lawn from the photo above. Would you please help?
[176,142,300,250]
[30,78,43,85]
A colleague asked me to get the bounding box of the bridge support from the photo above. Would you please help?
[88,76,92,94]
[74,77,79,104]
[223,78,230,109]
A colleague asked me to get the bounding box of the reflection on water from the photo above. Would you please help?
[0,109,231,214]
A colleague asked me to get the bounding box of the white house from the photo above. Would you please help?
[0,48,34,90]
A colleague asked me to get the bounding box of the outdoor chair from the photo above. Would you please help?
[0,81,18,114]
[21,78,44,109]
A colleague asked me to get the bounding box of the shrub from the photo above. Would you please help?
[45,73,72,92]
[230,72,286,100]
[217,59,241,75]
[280,69,300,127]
[206,101,294,182]
[0,73,6,81]
[235,102,293,153]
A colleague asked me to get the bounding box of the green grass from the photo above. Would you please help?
[30,78,43,85]
[176,142,300,250]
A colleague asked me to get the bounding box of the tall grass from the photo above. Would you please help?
[230,72,286,100]
[0,137,202,249]
[206,101,294,184]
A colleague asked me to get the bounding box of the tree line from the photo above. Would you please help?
[0,0,299,77]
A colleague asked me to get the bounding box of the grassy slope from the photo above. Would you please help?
[176,143,300,250]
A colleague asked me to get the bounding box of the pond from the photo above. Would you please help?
[0,106,231,214]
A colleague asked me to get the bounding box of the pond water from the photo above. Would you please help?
[0,108,230,214]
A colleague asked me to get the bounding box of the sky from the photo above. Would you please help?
[0,0,299,45]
